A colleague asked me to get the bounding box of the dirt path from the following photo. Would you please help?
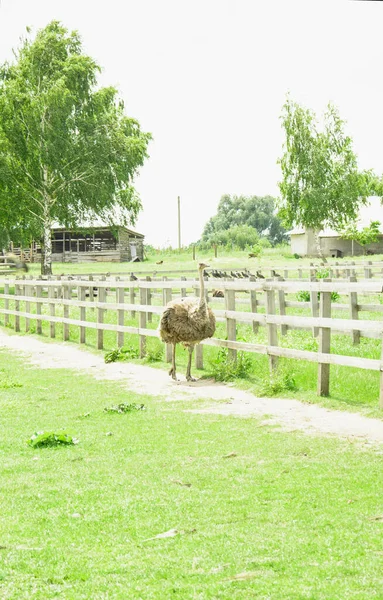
[1,328,383,444]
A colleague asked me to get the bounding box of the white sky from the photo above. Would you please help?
[0,0,382,247]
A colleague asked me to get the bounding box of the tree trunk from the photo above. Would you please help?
[314,230,327,263]
[41,197,52,275]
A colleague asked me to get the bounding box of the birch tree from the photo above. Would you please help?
[278,97,374,259]
[0,21,151,273]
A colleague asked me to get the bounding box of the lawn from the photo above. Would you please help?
[1,349,383,599]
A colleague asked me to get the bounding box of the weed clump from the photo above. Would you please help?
[27,431,78,448]
[209,348,253,382]
[104,403,145,414]
[104,346,139,363]
[258,367,297,396]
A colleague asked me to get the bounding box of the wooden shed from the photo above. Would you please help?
[9,225,145,263]
[50,225,144,263]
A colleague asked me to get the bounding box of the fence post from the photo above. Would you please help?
[265,286,278,373]
[249,275,259,334]
[36,278,42,335]
[89,275,95,306]
[48,282,56,338]
[181,276,187,298]
[317,281,331,396]
[350,261,356,277]
[97,284,106,350]
[225,288,237,363]
[277,277,287,336]
[130,275,136,318]
[14,279,20,332]
[283,269,289,279]
[79,284,86,344]
[139,285,147,358]
[116,278,125,348]
[25,278,32,333]
[4,281,9,328]
[335,262,340,278]
[364,261,372,279]
[164,286,172,363]
[298,268,302,280]
[146,276,152,322]
[310,276,319,338]
[63,283,70,341]
[349,275,360,345]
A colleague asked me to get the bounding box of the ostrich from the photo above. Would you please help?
[5,253,28,272]
[159,262,216,381]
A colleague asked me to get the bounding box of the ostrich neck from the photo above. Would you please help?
[198,269,206,308]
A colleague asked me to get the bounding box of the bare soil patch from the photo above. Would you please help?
[1,329,383,444]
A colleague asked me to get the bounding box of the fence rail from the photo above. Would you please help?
[1,276,383,406]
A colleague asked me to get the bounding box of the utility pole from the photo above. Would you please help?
[177,196,181,250]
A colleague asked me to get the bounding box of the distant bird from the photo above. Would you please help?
[212,289,224,298]
[203,270,210,278]
[241,271,249,278]
[212,270,221,278]
[235,271,243,278]
[130,273,138,281]
[159,262,216,381]
[156,260,163,265]
[256,270,265,279]
[248,252,256,258]
[230,271,238,278]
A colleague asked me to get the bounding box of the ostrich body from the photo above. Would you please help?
[159,262,216,381]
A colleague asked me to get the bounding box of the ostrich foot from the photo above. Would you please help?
[186,375,197,382]
[168,367,179,381]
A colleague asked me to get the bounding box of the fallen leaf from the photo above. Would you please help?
[171,479,192,488]
[143,528,178,542]
[227,571,258,581]
[223,452,237,459]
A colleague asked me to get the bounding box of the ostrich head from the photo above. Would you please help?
[198,262,209,271]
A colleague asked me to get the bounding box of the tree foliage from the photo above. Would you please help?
[277,96,375,233]
[340,220,381,249]
[0,21,151,273]
[201,194,287,246]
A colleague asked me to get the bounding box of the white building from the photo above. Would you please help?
[289,197,383,257]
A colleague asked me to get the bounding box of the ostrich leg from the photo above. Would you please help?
[186,345,196,381]
[169,343,178,380]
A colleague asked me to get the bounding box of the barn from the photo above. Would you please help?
[10,225,145,263]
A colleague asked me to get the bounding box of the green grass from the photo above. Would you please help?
[10,245,383,277]
[2,247,383,416]
[1,349,383,599]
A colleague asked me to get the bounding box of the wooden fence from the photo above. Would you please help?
[1,276,383,405]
